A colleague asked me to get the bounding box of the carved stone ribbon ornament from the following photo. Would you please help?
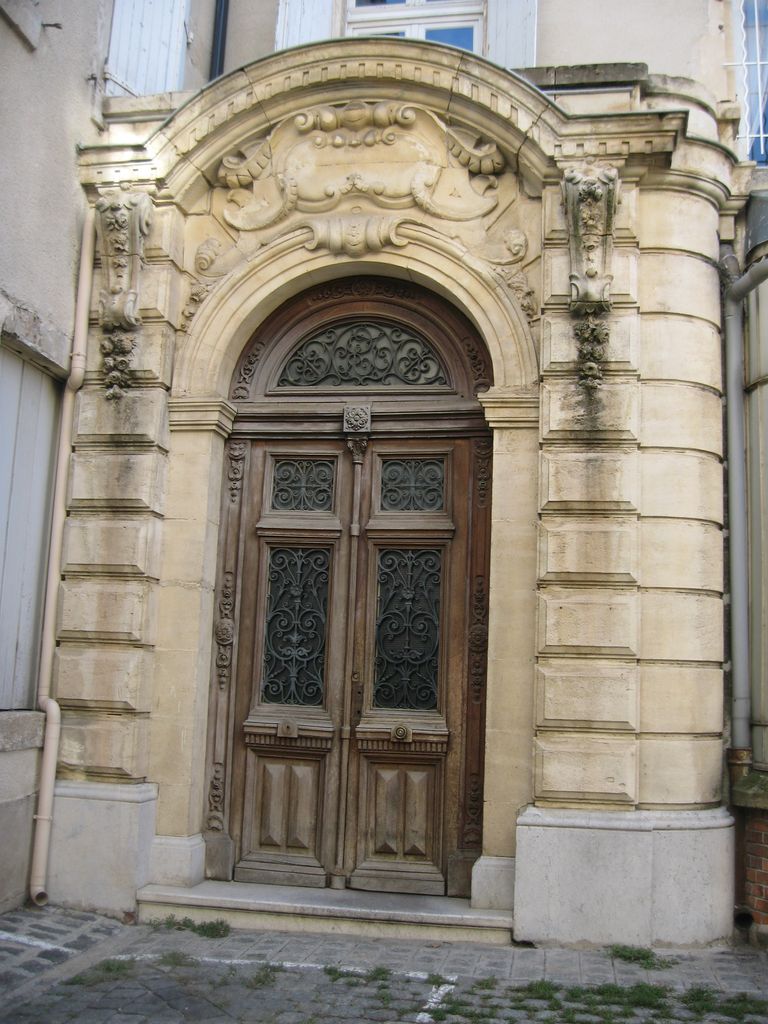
[562,166,620,388]
[94,188,153,398]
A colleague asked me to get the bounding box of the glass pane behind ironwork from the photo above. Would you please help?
[277,321,447,388]
[261,548,330,706]
[373,548,441,710]
[380,458,444,511]
[272,459,335,511]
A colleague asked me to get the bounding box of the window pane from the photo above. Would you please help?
[355,0,406,5]
[425,26,474,50]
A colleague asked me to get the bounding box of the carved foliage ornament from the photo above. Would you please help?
[562,165,620,389]
[202,101,505,269]
[94,189,153,398]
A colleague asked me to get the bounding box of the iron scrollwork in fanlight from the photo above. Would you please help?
[373,548,442,711]
[261,547,330,706]
[277,320,448,389]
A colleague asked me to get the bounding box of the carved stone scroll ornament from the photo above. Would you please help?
[562,165,620,388]
[94,189,153,398]
[212,101,505,262]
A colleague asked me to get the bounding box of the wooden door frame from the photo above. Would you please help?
[203,277,493,891]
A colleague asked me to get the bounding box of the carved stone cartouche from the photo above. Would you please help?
[213,101,505,261]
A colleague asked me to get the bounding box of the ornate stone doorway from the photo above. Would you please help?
[207,278,492,897]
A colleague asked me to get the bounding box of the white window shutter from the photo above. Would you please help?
[106,0,189,97]
[276,0,336,50]
[486,0,537,69]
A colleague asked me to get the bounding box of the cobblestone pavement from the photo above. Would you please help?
[1,906,767,1023]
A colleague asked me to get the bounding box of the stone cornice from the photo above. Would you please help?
[78,40,741,206]
[168,397,236,437]
[478,387,540,428]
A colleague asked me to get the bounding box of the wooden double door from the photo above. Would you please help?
[227,425,490,896]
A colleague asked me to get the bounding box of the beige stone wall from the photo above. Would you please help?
[64,42,737,917]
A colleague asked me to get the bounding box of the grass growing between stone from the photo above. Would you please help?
[150,913,231,938]
[424,978,768,1024]
[608,944,677,970]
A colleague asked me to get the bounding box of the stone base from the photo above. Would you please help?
[149,833,206,886]
[48,781,157,916]
[0,711,44,912]
[513,806,734,946]
[470,855,515,911]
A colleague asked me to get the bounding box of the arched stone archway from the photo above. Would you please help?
[52,38,738,943]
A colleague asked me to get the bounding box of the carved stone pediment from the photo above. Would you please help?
[204,101,505,267]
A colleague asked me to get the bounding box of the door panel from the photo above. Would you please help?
[230,432,487,895]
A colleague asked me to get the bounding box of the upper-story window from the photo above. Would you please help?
[738,0,768,162]
[346,0,484,54]
[105,0,189,97]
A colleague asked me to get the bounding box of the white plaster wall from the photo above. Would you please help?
[536,0,734,100]
[0,0,111,358]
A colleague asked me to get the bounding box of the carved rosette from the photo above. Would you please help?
[94,189,153,398]
[562,165,620,389]
[207,761,225,831]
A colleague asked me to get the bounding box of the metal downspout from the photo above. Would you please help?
[29,207,95,906]
[722,250,768,768]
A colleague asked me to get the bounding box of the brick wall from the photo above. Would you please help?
[745,810,768,925]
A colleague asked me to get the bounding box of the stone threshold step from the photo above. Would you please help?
[137,881,514,945]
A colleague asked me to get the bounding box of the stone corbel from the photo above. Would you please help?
[562,165,620,388]
[94,188,153,398]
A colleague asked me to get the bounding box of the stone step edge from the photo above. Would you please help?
[136,882,514,932]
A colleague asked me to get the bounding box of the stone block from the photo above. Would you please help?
[536,660,637,729]
[541,311,638,372]
[639,252,720,327]
[639,736,723,805]
[47,780,156,915]
[641,383,722,456]
[0,790,35,913]
[470,855,515,911]
[538,587,638,655]
[539,516,637,582]
[149,833,206,886]
[0,710,44,752]
[543,247,636,306]
[155,582,214,654]
[58,578,157,644]
[69,450,167,512]
[143,203,184,266]
[640,519,723,591]
[639,665,723,734]
[74,387,169,449]
[164,430,226,523]
[59,711,150,779]
[513,806,734,945]
[0,747,40,801]
[640,591,723,662]
[55,645,154,711]
[640,450,722,523]
[640,315,721,389]
[63,516,162,577]
[91,262,184,327]
[85,323,176,388]
[160,515,219,589]
[638,189,719,260]
[534,733,637,802]
[542,381,639,440]
[541,449,638,511]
